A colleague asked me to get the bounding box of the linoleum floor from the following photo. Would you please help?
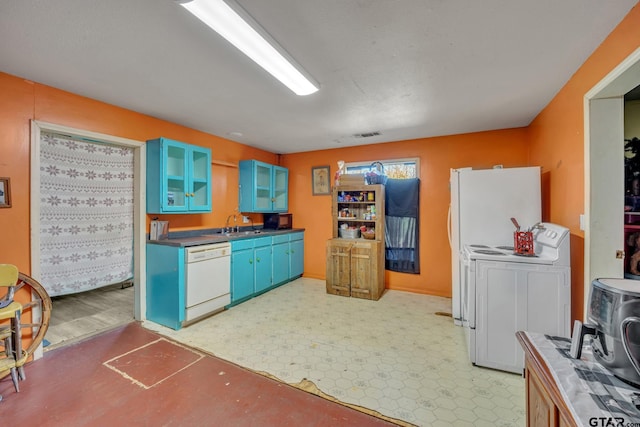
[144,278,526,426]
[1,322,393,426]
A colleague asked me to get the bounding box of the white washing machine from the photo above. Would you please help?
[461,223,571,373]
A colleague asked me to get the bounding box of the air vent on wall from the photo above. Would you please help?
[353,131,381,138]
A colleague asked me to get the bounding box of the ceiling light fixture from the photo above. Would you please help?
[178,0,319,96]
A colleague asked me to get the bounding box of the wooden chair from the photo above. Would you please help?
[0,264,25,393]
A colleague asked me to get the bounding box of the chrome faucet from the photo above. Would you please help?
[225,214,239,233]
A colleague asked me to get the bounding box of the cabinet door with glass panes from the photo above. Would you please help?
[332,184,385,242]
[238,160,288,213]
[146,137,212,213]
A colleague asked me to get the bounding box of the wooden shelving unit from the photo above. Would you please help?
[326,184,385,300]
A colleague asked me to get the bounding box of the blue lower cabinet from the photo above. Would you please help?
[272,232,305,285]
[230,247,254,303]
[146,244,185,330]
[272,234,290,286]
[254,237,273,293]
[230,231,304,307]
[272,243,289,285]
[289,232,304,279]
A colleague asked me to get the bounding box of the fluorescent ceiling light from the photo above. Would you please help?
[179,0,319,96]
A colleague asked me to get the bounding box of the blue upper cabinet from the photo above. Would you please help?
[238,160,288,213]
[147,138,212,214]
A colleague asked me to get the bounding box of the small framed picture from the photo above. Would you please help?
[0,177,11,208]
[311,166,331,196]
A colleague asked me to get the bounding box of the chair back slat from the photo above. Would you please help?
[0,264,19,288]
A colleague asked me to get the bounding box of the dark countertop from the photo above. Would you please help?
[147,227,305,247]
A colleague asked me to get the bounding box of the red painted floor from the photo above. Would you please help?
[0,322,399,426]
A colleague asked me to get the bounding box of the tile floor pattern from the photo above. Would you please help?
[143,278,525,426]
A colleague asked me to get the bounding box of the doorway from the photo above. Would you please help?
[29,121,147,356]
[585,47,640,319]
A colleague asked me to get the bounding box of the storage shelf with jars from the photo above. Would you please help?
[332,184,385,241]
[327,184,385,300]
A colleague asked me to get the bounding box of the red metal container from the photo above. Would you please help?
[514,231,534,255]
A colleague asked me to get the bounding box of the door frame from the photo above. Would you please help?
[584,47,640,319]
[30,120,146,358]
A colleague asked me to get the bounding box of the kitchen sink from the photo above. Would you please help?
[202,230,263,237]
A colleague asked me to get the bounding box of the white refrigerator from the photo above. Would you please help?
[449,167,541,325]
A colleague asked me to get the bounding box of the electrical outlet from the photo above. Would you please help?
[242,215,250,224]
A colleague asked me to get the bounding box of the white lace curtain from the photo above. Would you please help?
[39,132,134,296]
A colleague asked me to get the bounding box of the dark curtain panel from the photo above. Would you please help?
[384,178,420,273]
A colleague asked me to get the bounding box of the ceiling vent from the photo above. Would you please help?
[353,131,381,138]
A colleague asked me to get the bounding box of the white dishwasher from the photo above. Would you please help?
[185,242,231,323]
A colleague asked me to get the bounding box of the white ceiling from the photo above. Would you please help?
[0,1,637,154]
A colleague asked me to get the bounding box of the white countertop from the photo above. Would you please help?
[525,331,640,426]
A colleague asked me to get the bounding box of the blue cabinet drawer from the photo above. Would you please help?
[254,236,273,247]
[272,234,289,244]
[231,239,254,251]
[289,232,304,242]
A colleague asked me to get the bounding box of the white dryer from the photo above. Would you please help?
[462,223,571,373]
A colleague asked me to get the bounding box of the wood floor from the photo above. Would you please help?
[45,282,135,350]
[0,322,398,426]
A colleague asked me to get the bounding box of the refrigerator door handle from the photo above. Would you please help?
[447,205,452,248]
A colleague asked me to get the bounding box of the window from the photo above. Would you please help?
[344,157,421,273]
[344,158,419,179]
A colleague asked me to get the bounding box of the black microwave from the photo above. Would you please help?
[263,213,292,230]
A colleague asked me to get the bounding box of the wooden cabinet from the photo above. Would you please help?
[326,184,385,300]
[146,137,212,214]
[524,354,576,427]
[527,364,558,427]
[516,332,578,427]
[238,160,288,213]
[326,239,384,300]
[331,184,385,240]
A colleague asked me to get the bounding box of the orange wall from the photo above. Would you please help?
[283,129,529,296]
[528,3,640,321]
[1,3,638,312]
[0,73,276,274]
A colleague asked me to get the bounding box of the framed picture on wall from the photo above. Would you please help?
[0,177,11,208]
[312,166,331,195]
